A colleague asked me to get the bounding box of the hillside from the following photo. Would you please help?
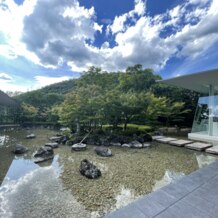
[14,65,199,127]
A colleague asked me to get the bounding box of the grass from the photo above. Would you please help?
[103,123,153,132]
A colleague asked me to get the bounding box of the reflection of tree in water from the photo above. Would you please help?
[197,104,209,124]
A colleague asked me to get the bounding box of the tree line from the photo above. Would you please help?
[14,64,199,131]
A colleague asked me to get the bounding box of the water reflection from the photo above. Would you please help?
[195,154,217,168]
[1,128,218,218]
[115,186,137,209]
[0,135,9,146]
[0,156,90,218]
[153,170,185,191]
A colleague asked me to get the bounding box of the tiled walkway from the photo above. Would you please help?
[105,161,218,218]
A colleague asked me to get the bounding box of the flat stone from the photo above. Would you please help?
[143,143,151,148]
[45,142,59,149]
[121,143,131,148]
[71,143,86,151]
[110,142,121,147]
[156,137,177,143]
[205,146,218,154]
[185,142,212,151]
[168,140,193,147]
[152,136,165,140]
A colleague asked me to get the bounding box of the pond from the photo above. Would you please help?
[0,128,217,218]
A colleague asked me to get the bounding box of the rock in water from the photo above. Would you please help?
[143,143,151,148]
[79,159,101,179]
[130,140,143,148]
[26,134,36,139]
[33,146,54,163]
[45,142,59,149]
[95,147,112,157]
[121,143,131,148]
[71,143,86,151]
[49,136,63,143]
[13,144,28,154]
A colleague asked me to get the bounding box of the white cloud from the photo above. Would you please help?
[107,0,146,35]
[0,0,218,75]
[0,72,13,81]
[34,76,71,88]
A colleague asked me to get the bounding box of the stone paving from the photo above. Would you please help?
[105,161,218,218]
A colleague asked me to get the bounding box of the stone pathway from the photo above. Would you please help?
[153,136,217,154]
[105,161,218,218]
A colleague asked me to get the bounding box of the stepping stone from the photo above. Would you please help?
[169,140,193,147]
[205,146,218,155]
[156,137,177,143]
[152,136,165,140]
[185,142,212,151]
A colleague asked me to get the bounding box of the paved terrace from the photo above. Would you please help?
[105,160,218,218]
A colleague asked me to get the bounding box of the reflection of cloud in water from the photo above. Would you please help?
[0,135,9,146]
[153,170,185,191]
[0,157,90,218]
[196,154,217,168]
[0,169,90,218]
[115,186,136,209]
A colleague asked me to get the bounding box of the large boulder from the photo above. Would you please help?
[26,134,36,139]
[72,143,86,151]
[79,159,101,179]
[95,147,112,157]
[45,142,59,149]
[33,146,54,163]
[13,144,28,154]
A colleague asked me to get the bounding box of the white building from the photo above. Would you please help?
[162,69,218,145]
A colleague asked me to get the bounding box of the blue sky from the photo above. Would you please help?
[0,0,218,92]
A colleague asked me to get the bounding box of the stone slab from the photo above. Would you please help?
[168,139,193,147]
[156,137,177,143]
[152,136,165,140]
[185,142,212,151]
[205,146,218,154]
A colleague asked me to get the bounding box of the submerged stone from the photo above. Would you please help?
[79,159,101,179]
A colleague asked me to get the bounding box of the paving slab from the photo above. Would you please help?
[168,139,193,147]
[205,146,218,154]
[185,142,212,151]
[105,203,148,218]
[152,136,165,140]
[156,137,177,143]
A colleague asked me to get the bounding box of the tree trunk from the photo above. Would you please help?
[76,118,81,134]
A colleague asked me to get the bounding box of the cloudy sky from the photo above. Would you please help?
[0,0,218,92]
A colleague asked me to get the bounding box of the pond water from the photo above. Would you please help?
[0,128,217,218]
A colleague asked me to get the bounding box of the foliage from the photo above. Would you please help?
[15,64,196,129]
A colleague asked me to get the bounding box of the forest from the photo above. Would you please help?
[14,64,199,132]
